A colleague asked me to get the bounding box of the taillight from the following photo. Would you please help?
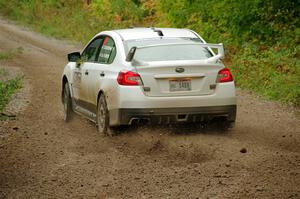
[117,70,143,86]
[217,68,233,83]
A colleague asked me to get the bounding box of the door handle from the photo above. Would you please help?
[100,72,105,77]
[85,70,89,75]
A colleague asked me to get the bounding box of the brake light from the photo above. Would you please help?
[217,68,233,83]
[117,70,143,86]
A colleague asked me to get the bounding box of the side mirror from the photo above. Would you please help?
[68,52,81,62]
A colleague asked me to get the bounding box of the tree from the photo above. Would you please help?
[84,0,91,5]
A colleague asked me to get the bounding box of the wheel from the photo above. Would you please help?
[63,83,73,122]
[97,94,115,136]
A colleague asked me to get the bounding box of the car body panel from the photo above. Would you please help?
[132,61,224,97]
[115,82,236,109]
[110,105,236,126]
[113,28,198,41]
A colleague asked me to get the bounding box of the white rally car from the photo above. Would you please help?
[61,28,236,136]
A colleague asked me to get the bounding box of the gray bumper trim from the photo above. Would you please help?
[110,105,236,126]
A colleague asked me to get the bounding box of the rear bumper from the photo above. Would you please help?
[109,105,236,126]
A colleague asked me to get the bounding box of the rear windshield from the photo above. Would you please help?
[124,38,213,62]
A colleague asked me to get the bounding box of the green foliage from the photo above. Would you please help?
[159,0,300,45]
[0,47,23,61]
[231,44,300,106]
[0,69,22,112]
[0,48,24,112]
[0,0,299,106]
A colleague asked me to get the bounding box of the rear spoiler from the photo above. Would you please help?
[126,43,225,64]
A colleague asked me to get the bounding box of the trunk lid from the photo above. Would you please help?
[133,60,223,97]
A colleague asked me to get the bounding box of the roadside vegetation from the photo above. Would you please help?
[0,0,299,106]
[0,47,23,61]
[0,48,23,113]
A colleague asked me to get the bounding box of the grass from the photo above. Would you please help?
[0,72,22,112]
[230,44,300,106]
[0,48,24,113]
[0,47,24,61]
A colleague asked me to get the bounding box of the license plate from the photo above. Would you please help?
[169,79,191,92]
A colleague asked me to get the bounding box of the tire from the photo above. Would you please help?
[63,83,73,122]
[110,125,130,133]
[97,94,115,136]
[218,120,234,131]
[209,117,234,132]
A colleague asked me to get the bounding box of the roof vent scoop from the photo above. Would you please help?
[153,29,164,37]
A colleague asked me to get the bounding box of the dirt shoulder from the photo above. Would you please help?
[0,18,299,199]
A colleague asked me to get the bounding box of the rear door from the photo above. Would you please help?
[85,36,117,105]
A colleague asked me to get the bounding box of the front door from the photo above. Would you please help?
[76,37,104,110]
[71,64,82,101]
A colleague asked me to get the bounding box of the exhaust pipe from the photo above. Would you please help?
[129,118,150,125]
[177,114,188,122]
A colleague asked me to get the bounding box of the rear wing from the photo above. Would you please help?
[126,43,225,64]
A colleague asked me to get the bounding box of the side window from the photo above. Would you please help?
[97,36,116,64]
[81,37,103,62]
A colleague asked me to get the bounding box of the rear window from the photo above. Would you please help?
[124,38,213,62]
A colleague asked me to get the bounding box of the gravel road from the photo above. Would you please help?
[0,18,299,199]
